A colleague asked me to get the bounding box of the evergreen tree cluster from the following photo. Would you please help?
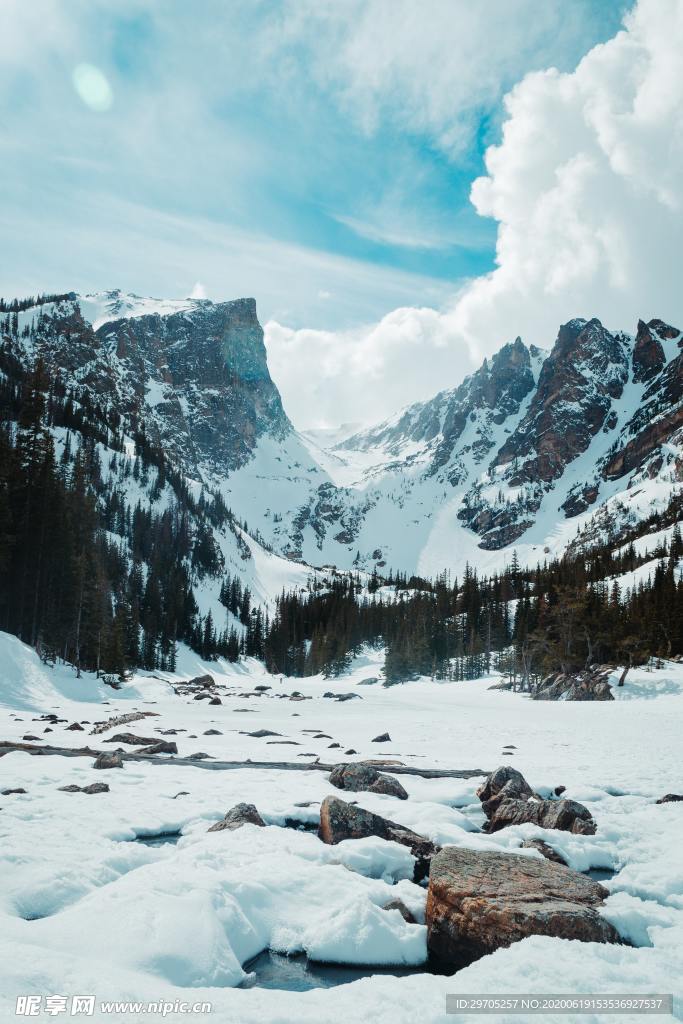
[0,345,240,677]
[264,520,683,685]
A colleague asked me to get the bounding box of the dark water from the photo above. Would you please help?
[240,950,428,991]
[134,831,181,847]
[585,866,616,881]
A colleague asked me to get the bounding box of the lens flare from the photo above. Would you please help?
[72,63,113,112]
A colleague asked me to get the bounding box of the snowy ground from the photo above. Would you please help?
[1,633,682,1023]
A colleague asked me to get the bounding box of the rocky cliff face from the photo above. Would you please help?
[14,291,289,475]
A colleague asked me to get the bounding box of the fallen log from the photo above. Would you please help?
[0,740,487,779]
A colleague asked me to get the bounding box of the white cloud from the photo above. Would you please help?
[269,0,683,428]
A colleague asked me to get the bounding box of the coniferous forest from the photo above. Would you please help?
[3,342,683,687]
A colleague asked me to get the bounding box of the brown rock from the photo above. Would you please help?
[208,802,266,832]
[318,796,437,881]
[93,751,123,770]
[426,847,620,969]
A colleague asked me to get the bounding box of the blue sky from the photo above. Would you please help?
[1,0,628,332]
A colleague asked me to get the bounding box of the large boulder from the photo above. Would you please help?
[427,847,620,969]
[477,767,596,835]
[318,796,437,881]
[656,793,683,804]
[486,796,597,835]
[208,802,266,832]
[476,766,535,816]
[328,763,408,800]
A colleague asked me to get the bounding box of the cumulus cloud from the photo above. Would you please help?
[269,0,683,428]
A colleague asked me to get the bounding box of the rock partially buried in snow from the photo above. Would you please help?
[58,782,109,794]
[477,766,596,835]
[187,674,215,689]
[136,740,178,755]
[318,796,437,881]
[521,839,568,865]
[328,763,408,800]
[382,898,417,924]
[486,796,597,835]
[93,751,123,770]
[426,847,620,969]
[476,765,535,816]
[106,732,162,746]
[208,802,266,832]
[372,732,391,743]
[656,793,683,803]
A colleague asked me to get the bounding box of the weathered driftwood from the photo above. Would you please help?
[0,740,487,779]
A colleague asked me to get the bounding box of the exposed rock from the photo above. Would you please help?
[345,748,358,755]
[554,785,567,796]
[137,740,177,755]
[486,796,597,835]
[372,732,391,743]
[328,763,409,800]
[93,751,123,770]
[66,723,84,731]
[209,697,222,706]
[203,729,222,736]
[476,766,535,817]
[22,735,40,741]
[382,898,417,924]
[426,847,620,969]
[243,729,281,738]
[477,767,596,834]
[318,796,437,881]
[632,318,669,384]
[335,693,360,702]
[208,802,266,832]
[106,732,160,746]
[521,839,568,865]
[254,685,271,692]
[59,782,109,794]
[187,674,215,689]
[173,792,190,798]
[656,793,683,804]
[188,752,211,760]
[329,763,378,790]
[1,787,27,795]
[534,668,614,701]
[328,743,341,749]
[358,677,378,685]
[193,693,212,701]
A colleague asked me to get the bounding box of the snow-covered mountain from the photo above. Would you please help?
[4,290,682,581]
